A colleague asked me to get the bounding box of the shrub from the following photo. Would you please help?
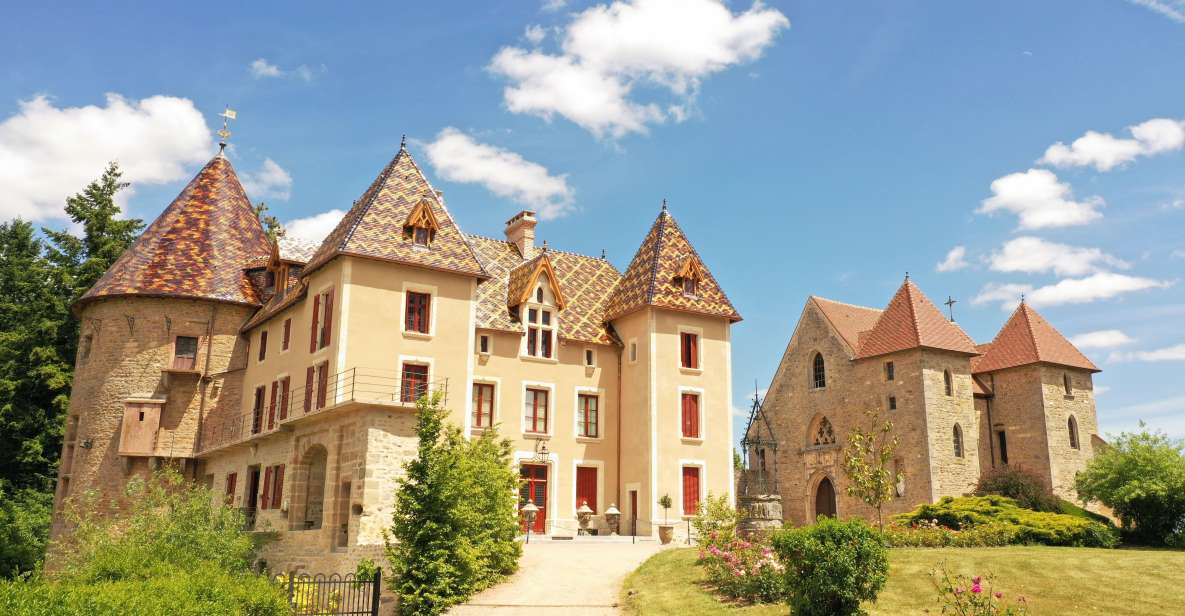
[895,495,1118,548]
[0,482,52,578]
[975,468,1060,513]
[771,518,889,616]
[1075,425,1185,546]
[692,492,738,547]
[698,536,787,604]
[883,520,1020,548]
[931,564,1030,615]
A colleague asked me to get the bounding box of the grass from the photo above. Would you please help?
[621,546,1185,615]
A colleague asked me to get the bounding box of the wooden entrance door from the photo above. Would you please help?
[815,477,837,520]
[519,464,548,534]
[245,466,261,529]
[628,490,638,535]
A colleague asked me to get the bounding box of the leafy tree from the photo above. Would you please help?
[1075,424,1185,546]
[253,202,284,241]
[385,392,520,615]
[658,494,673,524]
[0,481,52,577]
[841,408,901,530]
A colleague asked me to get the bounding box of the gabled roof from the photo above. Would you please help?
[302,145,487,279]
[973,302,1099,373]
[468,236,620,345]
[506,251,566,310]
[79,153,271,308]
[277,234,319,264]
[810,296,883,356]
[855,278,978,359]
[603,207,741,323]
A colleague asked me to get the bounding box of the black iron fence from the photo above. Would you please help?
[280,570,381,616]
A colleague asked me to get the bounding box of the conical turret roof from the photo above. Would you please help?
[973,302,1099,373]
[855,278,978,358]
[79,153,271,307]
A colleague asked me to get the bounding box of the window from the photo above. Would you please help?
[680,332,699,369]
[258,330,268,362]
[251,386,265,434]
[885,361,895,381]
[888,396,897,411]
[413,227,431,246]
[812,353,826,389]
[279,376,291,421]
[585,349,595,367]
[536,287,543,303]
[267,381,278,430]
[405,291,431,334]
[310,288,334,352]
[303,366,315,413]
[578,394,599,438]
[473,383,494,428]
[224,472,238,504]
[282,318,291,351]
[525,307,554,359]
[1068,416,1080,450]
[812,416,836,446]
[682,276,697,296]
[401,363,429,403]
[576,466,598,513]
[173,336,199,370]
[629,341,638,363]
[953,424,964,458]
[524,388,549,434]
[80,334,93,362]
[1063,373,1072,396]
[403,199,438,246]
[261,464,284,510]
[997,431,1009,465]
[681,393,700,439]
[316,362,329,409]
[479,334,490,354]
[681,466,701,516]
[944,370,953,396]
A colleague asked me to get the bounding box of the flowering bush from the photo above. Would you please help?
[697,534,787,604]
[930,565,1030,615]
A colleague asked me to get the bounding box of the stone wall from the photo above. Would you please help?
[977,366,1053,490]
[1038,366,1098,500]
[919,350,981,499]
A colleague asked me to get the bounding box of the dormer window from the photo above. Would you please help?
[675,256,704,297]
[403,199,440,247]
[526,307,554,359]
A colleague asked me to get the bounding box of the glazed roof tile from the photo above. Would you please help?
[973,303,1099,373]
[854,279,979,359]
[80,154,271,308]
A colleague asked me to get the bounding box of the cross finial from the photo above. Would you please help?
[400,134,407,149]
[600,248,606,260]
[944,295,958,322]
[661,198,668,211]
[217,106,237,153]
[905,271,910,281]
[1020,293,1026,304]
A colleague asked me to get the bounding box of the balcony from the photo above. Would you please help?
[197,367,448,454]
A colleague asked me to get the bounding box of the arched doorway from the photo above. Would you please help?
[814,477,837,520]
[298,445,328,530]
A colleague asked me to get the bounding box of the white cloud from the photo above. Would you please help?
[936,245,968,272]
[240,158,293,201]
[988,237,1128,276]
[249,58,321,82]
[524,24,547,45]
[0,93,212,223]
[978,169,1103,229]
[976,273,1172,311]
[1070,329,1135,350]
[542,0,568,11]
[489,0,790,139]
[250,58,283,78]
[1172,249,1185,259]
[1110,343,1185,363]
[1126,1,1185,23]
[1039,117,1185,171]
[1094,385,1110,395]
[425,127,574,219]
[972,282,1033,309]
[284,209,345,245]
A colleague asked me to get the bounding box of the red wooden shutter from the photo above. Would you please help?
[690,334,698,368]
[225,473,237,503]
[267,381,278,430]
[259,331,268,362]
[322,288,334,347]
[280,377,290,420]
[261,467,272,510]
[317,363,329,408]
[273,465,285,507]
[689,394,699,438]
[422,293,431,332]
[309,295,320,352]
[282,318,291,350]
[304,366,315,412]
[682,467,700,515]
[576,467,597,513]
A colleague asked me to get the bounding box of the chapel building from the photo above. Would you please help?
[51,141,741,572]
[751,278,1102,526]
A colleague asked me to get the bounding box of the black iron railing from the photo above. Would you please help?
[280,570,381,616]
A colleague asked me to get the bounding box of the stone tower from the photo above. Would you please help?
[51,150,271,537]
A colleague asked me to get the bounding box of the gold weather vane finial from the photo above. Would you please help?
[217,106,237,153]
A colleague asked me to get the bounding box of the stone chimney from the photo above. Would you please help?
[505,210,537,259]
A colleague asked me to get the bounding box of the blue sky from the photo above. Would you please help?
[2,1,1183,444]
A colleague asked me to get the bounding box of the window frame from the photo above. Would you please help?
[478,334,491,355]
[678,327,702,372]
[884,361,895,381]
[172,335,200,371]
[679,387,705,441]
[281,318,292,352]
[523,304,556,360]
[472,381,496,429]
[400,362,431,404]
[943,369,954,397]
[1068,415,1080,450]
[575,388,602,439]
[811,352,826,389]
[953,424,964,458]
[522,383,554,436]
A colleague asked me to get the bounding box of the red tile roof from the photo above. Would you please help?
[973,302,1099,373]
[79,154,271,308]
[810,296,883,355]
[302,145,487,279]
[855,278,979,359]
[603,207,741,323]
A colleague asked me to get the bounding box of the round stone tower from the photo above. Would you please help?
[51,150,271,537]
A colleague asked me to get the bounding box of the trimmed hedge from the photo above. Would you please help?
[893,495,1118,548]
[771,518,889,616]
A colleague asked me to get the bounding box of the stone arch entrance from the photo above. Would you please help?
[293,444,328,530]
[814,476,837,520]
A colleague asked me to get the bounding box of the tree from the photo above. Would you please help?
[841,408,901,530]
[1075,424,1185,546]
[658,494,673,524]
[0,481,52,577]
[253,202,284,241]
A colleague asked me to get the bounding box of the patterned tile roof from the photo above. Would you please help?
[855,278,979,359]
[302,145,487,279]
[973,302,1099,373]
[80,153,271,308]
[241,278,308,332]
[506,252,567,310]
[277,234,320,264]
[468,236,621,345]
[810,296,883,356]
[603,207,741,323]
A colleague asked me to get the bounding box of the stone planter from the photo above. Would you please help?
[657,524,675,544]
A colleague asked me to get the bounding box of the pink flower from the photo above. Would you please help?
[994,592,1003,599]
[972,576,982,585]
[971,583,982,594]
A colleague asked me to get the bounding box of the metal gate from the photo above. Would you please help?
[284,570,381,616]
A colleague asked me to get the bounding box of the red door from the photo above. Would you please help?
[519,464,548,534]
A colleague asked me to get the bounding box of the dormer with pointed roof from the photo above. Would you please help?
[855,277,979,359]
[507,251,566,311]
[302,144,487,279]
[79,153,272,308]
[604,205,740,323]
[973,302,1099,374]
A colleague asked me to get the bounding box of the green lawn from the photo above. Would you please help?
[621,546,1185,615]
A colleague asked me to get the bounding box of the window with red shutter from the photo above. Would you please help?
[272,465,285,508]
[225,472,237,504]
[267,381,278,430]
[682,466,701,515]
[304,366,315,412]
[681,393,700,439]
[261,467,272,510]
[524,388,549,434]
[279,377,290,420]
[578,394,599,438]
[309,295,320,353]
[316,362,329,408]
[321,288,334,348]
[576,466,598,513]
[282,318,291,351]
[405,291,431,334]
[681,332,699,369]
[259,330,268,362]
[473,383,494,427]
[251,386,265,434]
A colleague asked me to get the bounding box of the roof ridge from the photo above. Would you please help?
[643,211,668,305]
[405,149,489,276]
[338,149,403,252]
[660,211,741,318]
[903,282,923,345]
[811,295,883,313]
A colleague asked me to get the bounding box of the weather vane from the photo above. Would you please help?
[217,106,237,152]
[944,295,958,322]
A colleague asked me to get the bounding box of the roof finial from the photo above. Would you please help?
[542,239,548,252]
[600,248,606,260]
[661,198,668,212]
[217,106,237,154]
[905,271,910,281]
[944,295,958,322]
[400,134,407,150]
[1020,293,1026,305]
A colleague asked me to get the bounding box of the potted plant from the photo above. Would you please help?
[657,494,675,544]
